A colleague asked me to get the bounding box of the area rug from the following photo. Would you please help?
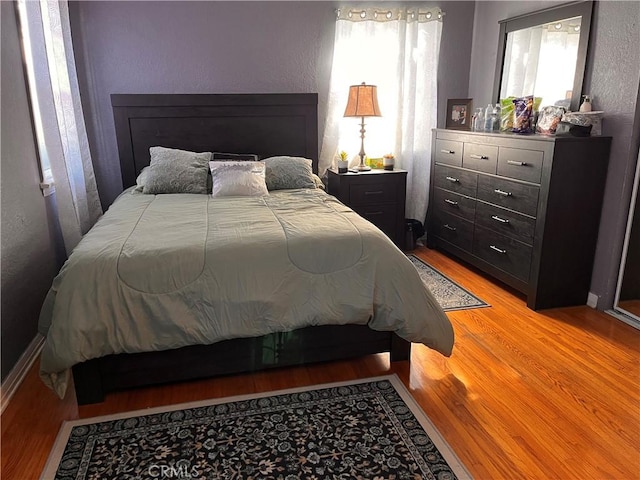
[408,254,489,311]
[42,375,471,479]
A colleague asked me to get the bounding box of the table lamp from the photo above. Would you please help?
[343,82,382,171]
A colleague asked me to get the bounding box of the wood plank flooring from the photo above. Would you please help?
[2,246,639,479]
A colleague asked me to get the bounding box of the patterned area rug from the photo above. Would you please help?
[408,254,489,311]
[43,375,471,479]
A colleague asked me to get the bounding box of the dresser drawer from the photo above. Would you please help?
[475,201,536,244]
[433,165,478,198]
[432,187,476,222]
[435,139,463,166]
[349,182,397,206]
[477,175,539,217]
[463,143,498,174]
[352,203,397,239]
[473,225,532,281]
[498,147,544,184]
[431,210,473,251]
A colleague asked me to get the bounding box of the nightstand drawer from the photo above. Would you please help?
[463,143,498,174]
[477,175,539,217]
[431,210,473,251]
[433,165,478,198]
[475,201,536,244]
[435,139,463,166]
[327,169,407,249]
[432,187,476,222]
[498,147,544,184]
[349,182,397,206]
[352,204,396,238]
[473,225,532,281]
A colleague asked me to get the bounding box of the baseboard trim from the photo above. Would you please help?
[586,292,598,309]
[1,335,44,415]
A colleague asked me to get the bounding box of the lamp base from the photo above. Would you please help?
[355,164,371,171]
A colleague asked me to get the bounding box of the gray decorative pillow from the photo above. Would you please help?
[143,147,211,194]
[209,161,269,197]
[262,156,315,191]
[131,166,149,194]
[312,173,326,190]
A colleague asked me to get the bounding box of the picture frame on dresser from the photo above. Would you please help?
[445,98,473,131]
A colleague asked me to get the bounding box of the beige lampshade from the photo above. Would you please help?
[343,83,382,117]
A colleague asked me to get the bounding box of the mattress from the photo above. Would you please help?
[38,188,454,397]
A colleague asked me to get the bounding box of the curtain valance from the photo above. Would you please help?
[336,7,444,23]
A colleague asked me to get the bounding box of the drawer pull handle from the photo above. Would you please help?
[489,245,507,254]
[470,154,489,160]
[366,211,384,216]
[494,189,512,197]
[491,215,510,224]
[507,160,528,166]
[364,190,384,195]
[445,176,460,183]
[443,224,457,231]
[441,149,455,154]
[444,199,459,206]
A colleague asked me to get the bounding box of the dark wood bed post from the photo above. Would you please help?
[390,335,411,362]
[72,361,104,404]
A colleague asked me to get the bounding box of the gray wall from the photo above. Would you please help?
[437,1,476,128]
[468,0,640,309]
[583,1,640,309]
[1,2,61,381]
[70,0,475,207]
[70,1,336,207]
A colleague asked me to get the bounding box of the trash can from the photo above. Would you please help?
[405,219,424,251]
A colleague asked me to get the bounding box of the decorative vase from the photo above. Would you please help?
[337,160,349,173]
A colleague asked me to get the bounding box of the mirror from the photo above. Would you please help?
[493,1,593,112]
[614,151,640,327]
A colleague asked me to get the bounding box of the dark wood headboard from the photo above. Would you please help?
[111,93,319,188]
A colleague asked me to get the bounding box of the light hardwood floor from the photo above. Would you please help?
[2,247,639,479]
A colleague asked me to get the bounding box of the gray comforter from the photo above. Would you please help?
[39,188,454,397]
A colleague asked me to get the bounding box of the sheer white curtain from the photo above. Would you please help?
[18,0,102,255]
[320,7,443,221]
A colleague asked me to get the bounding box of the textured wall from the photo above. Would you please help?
[437,1,475,128]
[70,1,336,207]
[1,2,61,381]
[468,1,640,310]
[583,1,640,309]
[70,1,476,207]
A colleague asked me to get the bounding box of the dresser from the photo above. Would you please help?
[427,129,611,310]
[328,168,407,250]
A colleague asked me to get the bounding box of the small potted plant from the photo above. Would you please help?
[337,150,349,173]
[383,153,395,170]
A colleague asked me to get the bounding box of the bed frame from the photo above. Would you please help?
[71,93,410,405]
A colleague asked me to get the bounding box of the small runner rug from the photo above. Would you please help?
[408,254,489,312]
[42,375,471,480]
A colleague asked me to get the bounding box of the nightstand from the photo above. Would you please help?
[327,168,407,249]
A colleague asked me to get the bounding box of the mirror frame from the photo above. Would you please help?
[492,1,594,112]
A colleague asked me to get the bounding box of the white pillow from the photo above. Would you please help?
[209,161,269,197]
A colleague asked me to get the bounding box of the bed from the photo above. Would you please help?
[38,93,453,404]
